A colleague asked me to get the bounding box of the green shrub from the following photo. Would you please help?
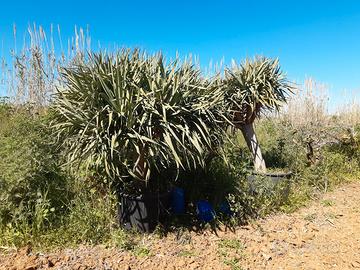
[1,79,360,250]
[42,185,117,248]
[206,117,360,220]
[0,104,134,249]
[52,50,225,194]
[0,104,72,246]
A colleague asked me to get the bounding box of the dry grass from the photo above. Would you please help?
[1,25,360,125]
[265,78,360,160]
[0,24,91,106]
[277,77,360,132]
[336,91,360,126]
[280,77,330,128]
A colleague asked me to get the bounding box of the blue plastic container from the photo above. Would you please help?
[171,187,185,214]
[196,200,215,222]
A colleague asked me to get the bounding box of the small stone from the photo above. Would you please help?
[48,259,55,267]
[262,253,272,261]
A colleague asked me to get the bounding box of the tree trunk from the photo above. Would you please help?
[132,144,149,191]
[240,123,266,172]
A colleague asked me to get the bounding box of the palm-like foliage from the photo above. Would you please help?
[222,57,294,172]
[52,49,224,189]
[224,56,293,126]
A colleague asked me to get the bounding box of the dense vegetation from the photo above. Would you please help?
[1,96,359,250]
[51,51,225,194]
[1,26,360,251]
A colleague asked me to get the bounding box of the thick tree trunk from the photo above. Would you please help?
[240,123,266,172]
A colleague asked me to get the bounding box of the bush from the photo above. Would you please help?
[0,103,139,249]
[0,104,72,246]
[42,186,117,248]
[206,117,360,220]
[52,50,224,194]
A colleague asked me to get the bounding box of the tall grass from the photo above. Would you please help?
[0,24,91,106]
[280,77,360,127]
[336,91,360,126]
[280,77,330,127]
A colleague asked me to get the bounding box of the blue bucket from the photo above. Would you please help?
[196,200,215,222]
[171,187,185,214]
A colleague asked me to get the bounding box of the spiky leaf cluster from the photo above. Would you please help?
[52,49,224,186]
[224,56,294,126]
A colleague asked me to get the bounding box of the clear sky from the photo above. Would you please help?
[1,0,360,110]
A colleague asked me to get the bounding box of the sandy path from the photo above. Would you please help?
[1,181,360,270]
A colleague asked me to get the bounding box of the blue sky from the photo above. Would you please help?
[1,0,360,110]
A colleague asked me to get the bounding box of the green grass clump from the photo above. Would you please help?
[218,239,244,250]
[177,249,198,257]
[217,239,244,270]
[321,199,335,207]
[132,245,152,258]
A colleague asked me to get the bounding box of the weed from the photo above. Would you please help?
[218,238,244,269]
[110,229,137,251]
[218,239,244,250]
[177,249,198,257]
[304,213,317,222]
[321,199,335,207]
[223,257,244,270]
[132,245,152,258]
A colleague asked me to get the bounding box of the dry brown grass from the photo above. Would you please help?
[335,90,360,126]
[265,78,360,159]
[0,24,90,106]
[277,77,360,130]
[280,77,330,128]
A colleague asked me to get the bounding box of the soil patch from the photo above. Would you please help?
[1,182,360,270]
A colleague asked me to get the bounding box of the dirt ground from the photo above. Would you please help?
[1,181,360,270]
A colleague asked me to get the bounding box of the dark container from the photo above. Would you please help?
[171,187,185,214]
[248,171,293,182]
[117,191,171,233]
[247,170,293,196]
[196,200,215,222]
